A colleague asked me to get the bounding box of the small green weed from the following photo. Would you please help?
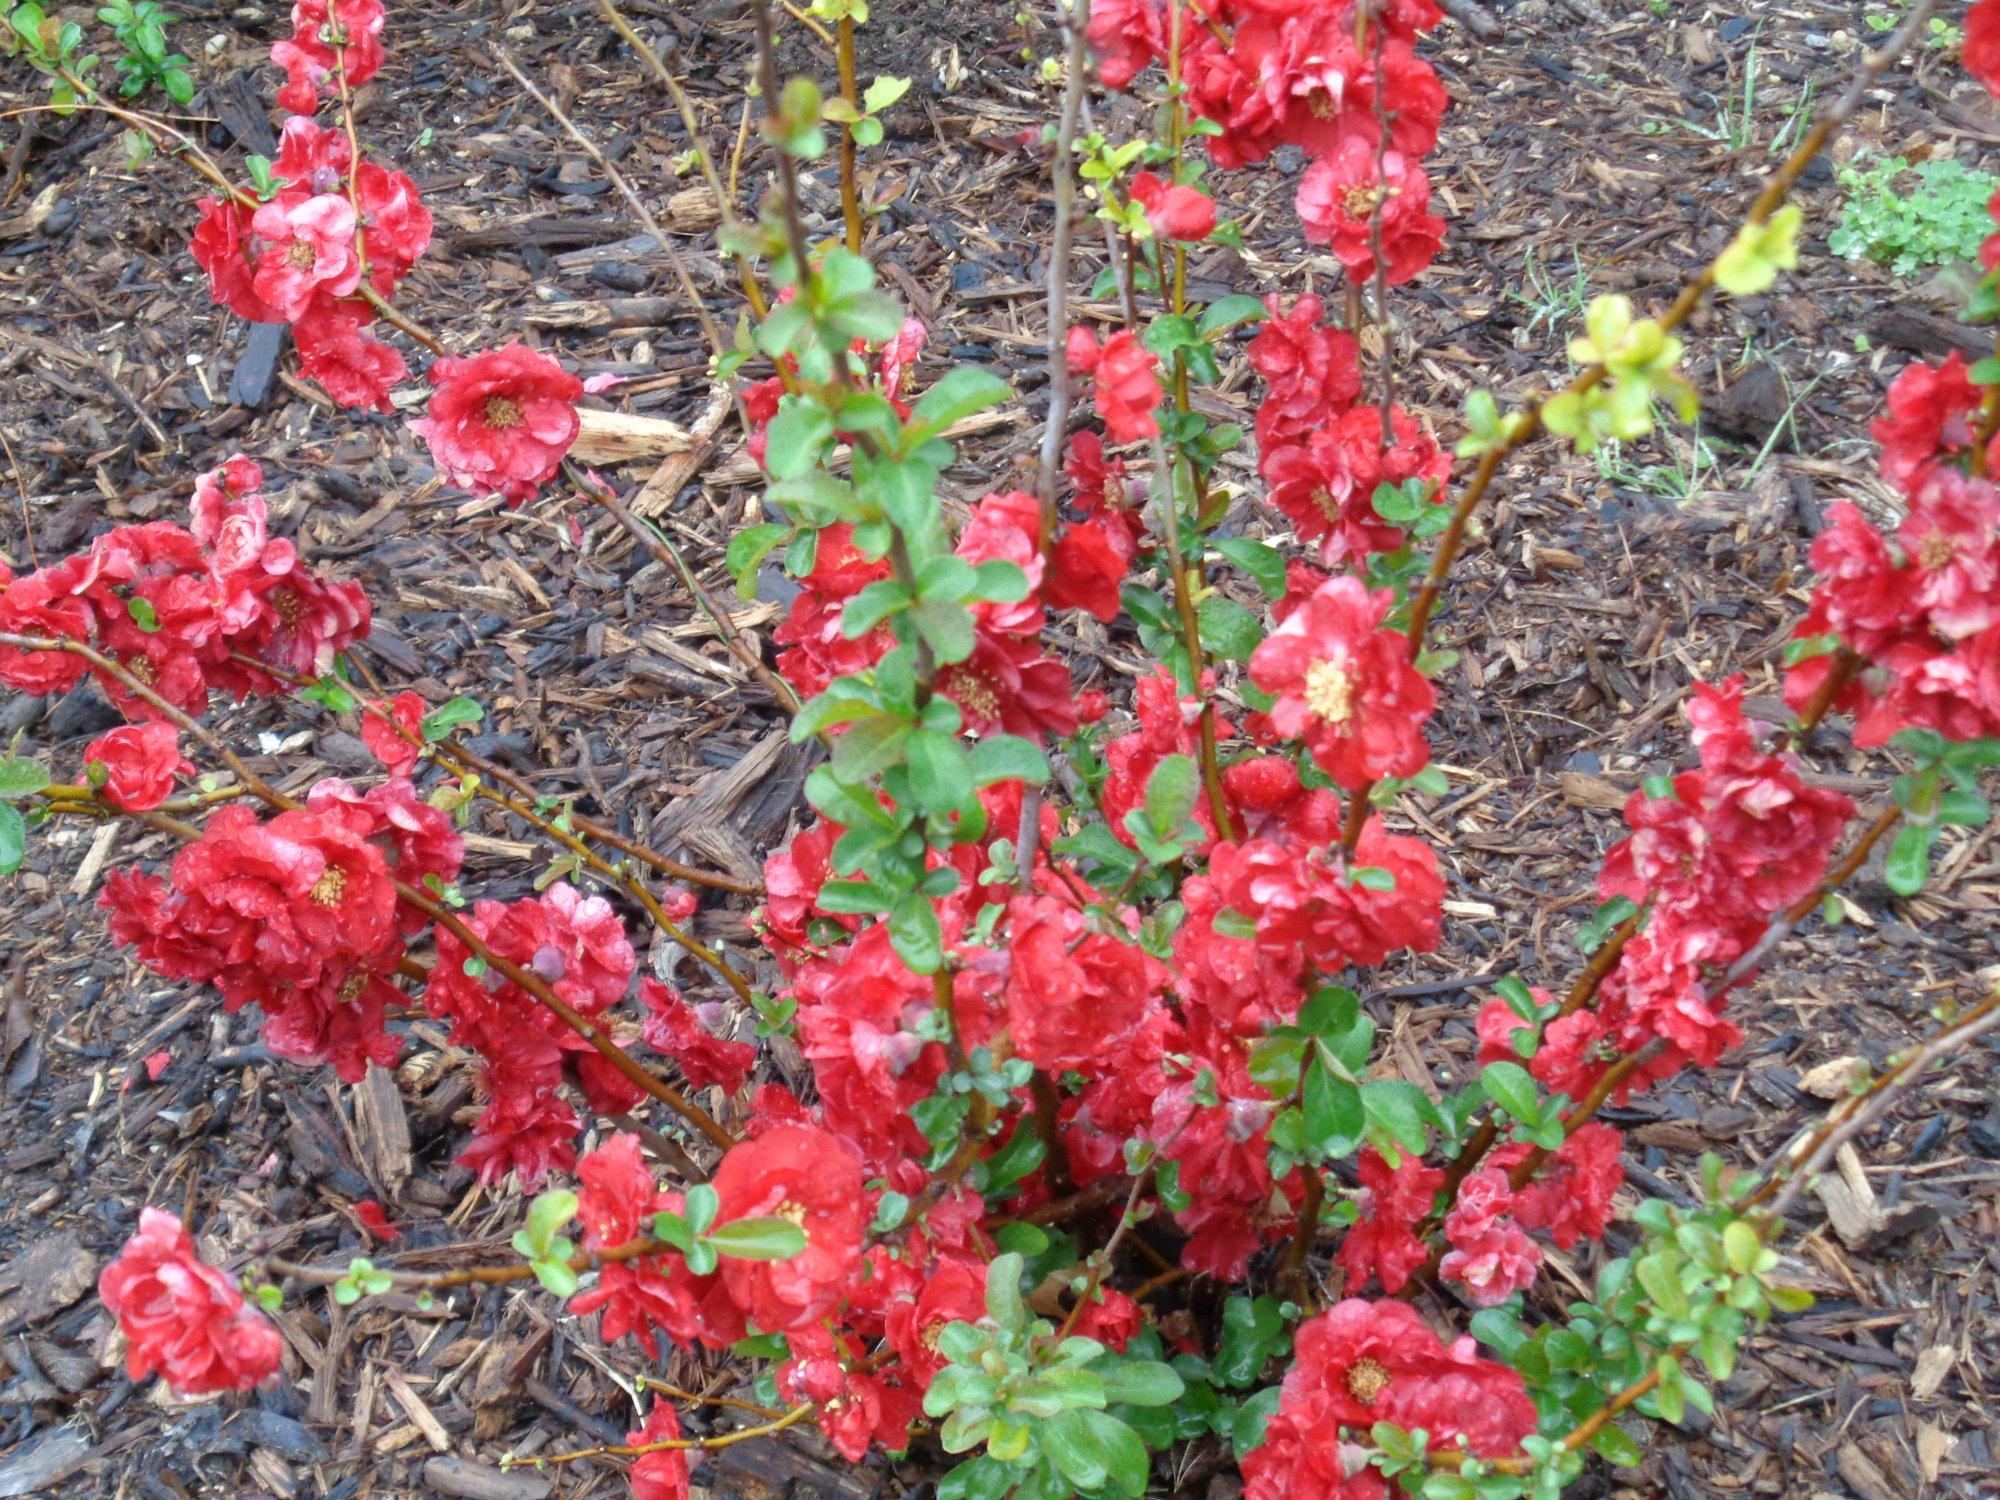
[1829,155,2000,276]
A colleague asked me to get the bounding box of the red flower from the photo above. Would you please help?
[1296,139,1445,286]
[98,1208,283,1395]
[1871,353,1995,492]
[1246,1299,1534,1487]
[1439,1168,1541,1306]
[1005,894,1167,1071]
[576,1132,666,1248]
[1496,1122,1625,1250]
[1249,293,1363,450]
[411,345,584,505]
[1249,575,1434,790]
[361,691,425,776]
[1073,1286,1144,1351]
[1260,405,1449,566]
[1900,468,2000,640]
[1206,819,1443,975]
[259,967,403,1083]
[191,198,286,324]
[295,298,407,412]
[1067,328,1162,446]
[247,193,362,321]
[1132,170,1217,241]
[1337,1146,1442,1295]
[625,1402,691,1500]
[1088,0,1165,88]
[884,1254,987,1385]
[1968,0,2000,98]
[937,628,1078,739]
[641,980,757,1094]
[1800,502,1919,656]
[84,722,190,812]
[353,1199,399,1241]
[774,523,894,697]
[271,0,387,115]
[1047,511,1136,622]
[711,1125,866,1332]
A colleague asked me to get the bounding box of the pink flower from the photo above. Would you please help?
[1132,170,1217,241]
[85,722,191,811]
[360,691,425,776]
[1439,1168,1542,1306]
[1296,138,1445,285]
[98,1208,283,1395]
[411,345,584,505]
[295,298,407,412]
[248,193,362,321]
[625,1402,692,1500]
[1249,575,1435,790]
[1067,328,1162,446]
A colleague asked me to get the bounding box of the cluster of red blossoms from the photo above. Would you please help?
[0,456,368,717]
[1249,294,1452,566]
[1802,12,2000,744]
[97,1209,283,1396]
[104,777,459,1084]
[1778,358,2000,743]
[190,6,586,503]
[1093,0,1447,280]
[774,486,1130,737]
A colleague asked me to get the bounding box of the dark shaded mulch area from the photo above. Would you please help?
[0,0,1996,1495]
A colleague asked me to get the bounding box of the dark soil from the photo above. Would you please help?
[0,0,1996,1496]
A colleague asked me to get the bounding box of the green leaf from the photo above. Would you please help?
[1142,754,1200,840]
[1041,1408,1110,1492]
[967,734,1048,787]
[862,74,910,113]
[1082,1410,1150,1496]
[765,401,835,480]
[0,759,49,801]
[888,891,944,973]
[909,598,976,664]
[708,1216,809,1260]
[726,523,791,598]
[1481,1061,1541,1126]
[1196,595,1262,661]
[907,728,975,813]
[841,578,914,637]
[1212,1295,1286,1388]
[1097,1359,1184,1408]
[531,1256,579,1298]
[1591,1422,1645,1468]
[1212,536,1287,599]
[984,1251,1027,1331]
[419,696,484,742]
[523,1189,578,1255]
[1884,822,1932,896]
[1361,1078,1432,1155]
[1197,294,1268,338]
[1302,1061,1365,1159]
[908,366,1012,440]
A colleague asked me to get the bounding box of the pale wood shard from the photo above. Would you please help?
[572,407,696,465]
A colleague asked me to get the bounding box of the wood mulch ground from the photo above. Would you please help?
[0,0,1996,1495]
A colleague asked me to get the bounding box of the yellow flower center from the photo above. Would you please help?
[945,667,1000,723]
[339,971,367,1003]
[272,587,304,624]
[1345,1357,1391,1404]
[310,866,347,907]
[773,1199,808,1227]
[285,241,318,269]
[483,395,524,430]
[1303,658,1355,725]
[1918,532,1956,571]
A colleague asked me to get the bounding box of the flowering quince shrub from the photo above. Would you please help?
[3,1,2000,1498]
